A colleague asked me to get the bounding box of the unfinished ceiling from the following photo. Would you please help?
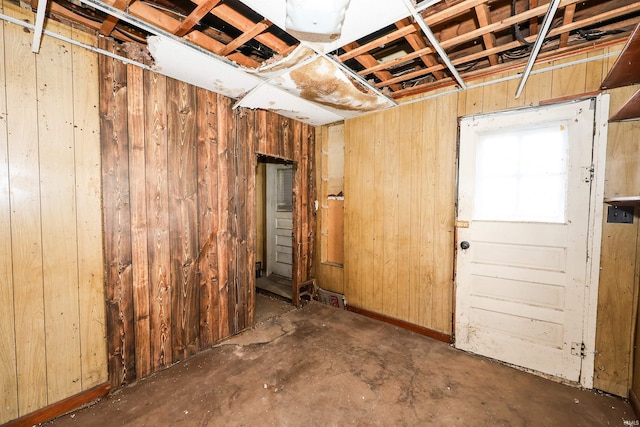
[12,0,640,124]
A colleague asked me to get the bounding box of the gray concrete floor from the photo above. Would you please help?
[49,295,636,426]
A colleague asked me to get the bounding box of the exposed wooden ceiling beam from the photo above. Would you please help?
[175,0,222,37]
[338,25,417,62]
[559,4,576,48]
[217,19,271,56]
[396,18,445,79]
[529,0,539,35]
[99,0,129,36]
[206,1,290,53]
[342,42,403,92]
[474,3,498,66]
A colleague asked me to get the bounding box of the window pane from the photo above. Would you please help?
[277,168,293,211]
[474,122,568,223]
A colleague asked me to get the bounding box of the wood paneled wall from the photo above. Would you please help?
[341,44,640,396]
[0,2,106,423]
[99,39,315,388]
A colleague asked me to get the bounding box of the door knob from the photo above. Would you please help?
[460,241,470,250]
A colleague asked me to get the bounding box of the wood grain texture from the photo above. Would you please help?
[37,24,83,404]
[167,78,199,361]
[5,14,48,415]
[70,26,107,391]
[197,87,220,348]
[128,64,151,379]
[1,3,106,421]
[0,7,19,423]
[99,38,135,389]
[143,70,171,372]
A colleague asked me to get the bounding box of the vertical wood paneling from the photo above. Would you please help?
[167,79,199,360]
[6,16,48,415]
[71,26,106,389]
[359,114,375,311]
[344,116,362,308]
[1,3,107,422]
[397,107,413,322]
[371,114,385,313]
[0,8,19,423]
[128,64,151,378]
[99,39,135,388]
[595,83,640,396]
[434,93,458,332]
[197,88,220,348]
[37,23,82,403]
[551,54,587,98]
[245,112,256,325]
[419,99,438,328]
[143,71,171,372]
[523,63,552,106]
[381,108,400,319]
[216,94,231,339]
[407,102,423,325]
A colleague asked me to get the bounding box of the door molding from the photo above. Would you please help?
[582,94,609,389]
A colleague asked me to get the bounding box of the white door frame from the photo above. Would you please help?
[454,95,608,388]
[582,94,609,388]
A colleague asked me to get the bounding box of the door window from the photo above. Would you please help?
[474,123,568,223]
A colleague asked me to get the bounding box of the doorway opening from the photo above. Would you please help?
[256,156,295,307]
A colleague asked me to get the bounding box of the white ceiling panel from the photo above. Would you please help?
[237,83,345,126]
[147,36,263,99]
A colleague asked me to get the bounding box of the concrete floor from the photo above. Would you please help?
[49,295,636,426]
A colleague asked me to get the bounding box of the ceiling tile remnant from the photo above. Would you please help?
[237,83,346,126]
[287,56,394,112]
[147,35,262,99]
[249,45,395,113]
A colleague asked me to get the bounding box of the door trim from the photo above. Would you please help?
[581,94,609,389]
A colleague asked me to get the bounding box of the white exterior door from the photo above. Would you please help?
[266,163,293,278]
[455,99,602,384]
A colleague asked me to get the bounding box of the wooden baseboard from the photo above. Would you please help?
[347,305,452,344]
[630,388,640,419]
[2,383,110,427]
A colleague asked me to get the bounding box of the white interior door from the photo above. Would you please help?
[455,99,600,384]
[266,163,293,278]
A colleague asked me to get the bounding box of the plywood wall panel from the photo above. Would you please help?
[0,2,107,421]
[0,9,18,424]
[551,54,588,98]
[71,26,107,390]
[37,25,83,404]
[433,93,458,333]
[5,17,48,415]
